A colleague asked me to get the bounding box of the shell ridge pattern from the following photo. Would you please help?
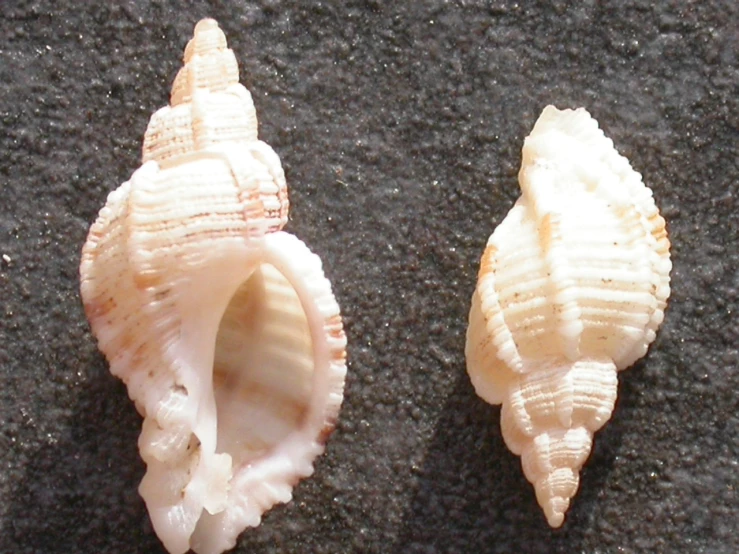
[80,19,347,554]
[616,184,671,367]
[478,239,525,374]
[522,169,584,362]
[609,201,657,365]
[124,165,199,470]
[466,105,671,528]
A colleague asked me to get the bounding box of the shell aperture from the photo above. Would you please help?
[80,19,347,554]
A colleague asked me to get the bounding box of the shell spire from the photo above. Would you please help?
[142,19,288,231]
[170,19,241,106]
[466,106,671,527]
[80,20,346,554]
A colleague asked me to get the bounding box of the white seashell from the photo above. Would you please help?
[465,105,671,528]
[80,19,346,554]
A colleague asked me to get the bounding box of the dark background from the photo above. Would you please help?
[1,1,737,553]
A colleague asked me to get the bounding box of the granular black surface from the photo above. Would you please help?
[1,2,737,553]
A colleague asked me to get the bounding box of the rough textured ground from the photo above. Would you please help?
[1,1,737,553]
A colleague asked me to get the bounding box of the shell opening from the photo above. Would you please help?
[211,262,314,470]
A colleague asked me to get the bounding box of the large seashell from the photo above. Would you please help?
[80,19,346,554]
[465,106,671,528]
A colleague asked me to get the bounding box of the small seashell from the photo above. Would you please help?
[465,105,671,527]
[80,19,346,554]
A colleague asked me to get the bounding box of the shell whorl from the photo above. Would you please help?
[80,19,346,554]
[172,18,238,106]
[142,18,288,231]
[466,106,671,527]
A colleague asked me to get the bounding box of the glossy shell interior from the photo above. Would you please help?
[80,19,346,554]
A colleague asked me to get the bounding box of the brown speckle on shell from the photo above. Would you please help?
[465,105,671,528]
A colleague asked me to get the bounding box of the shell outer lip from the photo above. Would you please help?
[185,231,347,554]
[79,18,347,554]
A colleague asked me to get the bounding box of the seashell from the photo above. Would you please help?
[80,19,347,554]
[465,106,671,528]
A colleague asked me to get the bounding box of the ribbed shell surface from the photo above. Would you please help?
[466,106,671,528]
[79,19,346,554]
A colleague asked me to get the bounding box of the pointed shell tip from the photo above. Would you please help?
[195,18,219,32]
[548,512,565,528]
